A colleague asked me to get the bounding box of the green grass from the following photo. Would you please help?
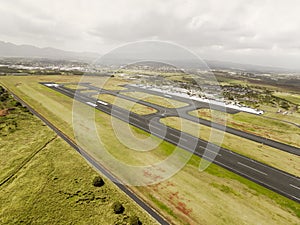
[123,91,188,108]
[189,109,300,148]
[1,75,300,225]
[209,182,240,196]
[96,93,157,115]
[188,155,300,218]
[259,104,300,125]
[149,194,177,218]
[273,92,300,105]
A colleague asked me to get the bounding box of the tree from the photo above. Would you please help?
[280,101,290,110]
[112,201,124,214]
[129,215,141,225]
[92,176,104,187]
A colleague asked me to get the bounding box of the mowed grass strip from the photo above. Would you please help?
[1,75,299,225]
[63,84,88,90]
[123,91,188,108]
[160,116,300,177]
[63,76,128,91]
[189,109,300,148]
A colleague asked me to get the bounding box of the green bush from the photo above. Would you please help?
[0,92,9,101]
[280,101,290,110]
[92,176,104,187]
[112,201,124,214]
[129,215,141,225]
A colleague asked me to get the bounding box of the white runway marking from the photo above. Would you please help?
[290,184,300,191]
[149,125,162,131]
[237,162,268,176]
[291,195,300,201]
[131,117,140,122]
[111,110,122,115]
[86,102,97,107]
[169,133,188,142]
[97,100,108,106]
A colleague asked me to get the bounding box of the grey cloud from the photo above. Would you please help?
[0,0,300,69]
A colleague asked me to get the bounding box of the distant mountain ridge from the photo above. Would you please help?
[0,40,297,73]
[0,41,99,61]
[205,60,297,73]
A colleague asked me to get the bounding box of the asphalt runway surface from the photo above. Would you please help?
[42,82,300,203]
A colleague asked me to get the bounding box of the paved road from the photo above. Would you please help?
[5,84,170,225]
[43,82,300,203]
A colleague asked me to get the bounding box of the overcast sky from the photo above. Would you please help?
[0,0,300,69]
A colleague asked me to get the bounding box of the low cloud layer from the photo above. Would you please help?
[1,0,300,69]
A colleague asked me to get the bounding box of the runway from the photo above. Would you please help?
[76,82,300,156]
[42,82,300,203]
[124,84,300,156]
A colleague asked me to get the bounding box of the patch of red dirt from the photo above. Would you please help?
[176,201,193,215]
[0,109,9,116]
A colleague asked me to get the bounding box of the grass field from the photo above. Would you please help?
[0,87,157,225]
[160,116,300,177]
[63,84,89,90]
[189,109,300,148]
[58,76,128,91]
[259,104,300,125]
[1,75,299,225]
[123,91,188,108]
[273,92,300,105]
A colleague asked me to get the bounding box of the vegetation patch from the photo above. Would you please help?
[112,201,125,214]
[93,176,105,187]
[189,108,300,147]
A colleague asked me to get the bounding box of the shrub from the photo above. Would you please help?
[112,201,124,214]
[129,215,141,225]
[22,107,30,113]
[14,101,22,107]
[92,176,104,187]
[280,101,290,110]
